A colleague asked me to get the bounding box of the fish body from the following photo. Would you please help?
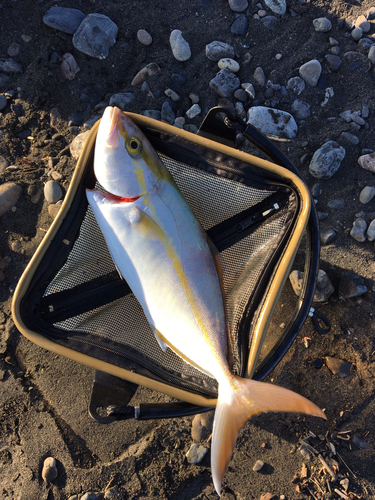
[86,107,325,495]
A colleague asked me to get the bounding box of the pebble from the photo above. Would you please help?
[359,186,375,204]
[131,62,160,86]
[325,54,342,71]
[80,493,101,500]
[340,478,350,492]
[264,0,286,15]
[137,29,152,45]
[367,219,375,241]
[299,59,322,87]
[290,269,334,301]
[109,92,134,109]
[209,68,240,97]
[161,100,175,124]
[328,199,346,210]
[189,93,199,104]
[287,76,305,95]
[231,14,248,35]
[83,116,100,130]
[261,16,279,29]
[0,58,23,73]
[331,46,340,55]
[191,411,214,441]
[228,0,248,12]
[368,45,375,65]
[247,106,297,138]
[340,131,359,145]
[355,15,370,32]
[7,42,20,57]
[351,113,365,126]
[320,228,337,246]
[69,130,89,159]
[206,41,235,61]
[0,95,7,111]
[325,357,351,377]
[186,104,201,119]
[242,82,255,98]
[42,457,58,483]
[170,30,191,61]
[186,443,208,464]
[104,488,120,499]
[291,99,311,119]
[252,459,264,472]
[313,17,332,32]
[48,200,63,219]
[0,182,22,217]
[164,88,180,102]
[44,180,63,204]
[235,101,247,120]
[218,58,240,72]
[234,89,247,101]
[351,28,363,41]
[309,141,346,179]
[60,53,80,80]
[350,218,367,242]
[73,14,118,59]
[43,6,85,34]
[254,66,266,86]
[358,38,373,50]
[358,152,375,172]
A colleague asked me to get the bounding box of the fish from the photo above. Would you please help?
[86,106,326,495]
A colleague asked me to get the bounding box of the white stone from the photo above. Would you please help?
[170,30,191,61]
[263,0,286,15]
[137,29,152,45]
[313,17,332,32]
[164,88,180,102]
[186,443,208,464]
[358,153,375,172]
[186,104,201,119]
[299,59,322,87]
[359,186,375,204]
[60,53,80,80]
[367,219,375,241]
[309,141,346,179]
[218,58,240,72]
[368,45,375,65]
[247,106,297,138]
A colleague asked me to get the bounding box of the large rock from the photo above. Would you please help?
[72,14,118,59]
[309,141,346,179]
[247,106,298,138]
[0,182,22,217]
[205,41,235,61]
[209,68,240,97]
[264,0,286,15]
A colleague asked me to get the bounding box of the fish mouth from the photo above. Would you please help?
[100,106,123,148]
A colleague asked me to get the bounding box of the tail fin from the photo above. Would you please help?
[211,376,326,495]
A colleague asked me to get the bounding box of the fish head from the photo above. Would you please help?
[94,106,170,199]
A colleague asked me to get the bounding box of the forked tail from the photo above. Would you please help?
[211,376,326,495]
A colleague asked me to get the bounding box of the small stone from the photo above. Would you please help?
[318,212,329,220]
[0,58,23,73]
[254,66,266,86]
[186,443,208,464]
[161,100,175,124]
[234,89,247,101]
[359,186,375,204]
[325,357,351,377]
[350,218,367,242]
[231,14,248,35]
[21,34,32,42]
[261,16,279,29]
[218,58,240,72]
[109,92,134,109]
[350,113,365,126]
[189,93,199,104]
[367,219,375,241]
[368,45,375,65]
[60,53,80,80]
[252,459,264,472]
[351,27,363,41]
[228,0,248,12]
[186,104,201,119]
[43,6,85,34]
[325,54,342,71]
[191,411,214,441]
[259,494,276,500]
[209,68,240,97]
[287,76,305,95]
[70,130,89,160]
[247,106,297,138]
[170,30,191,61]
[313,17,332,32]
[339,270,367,299]
[104,488,120,499]
[331,46,340,55]
[358,152,375,172]
[242,82,255,98]
[320,229,337,246]
[309,141,346,179]
[44,180,63,204]
[206,41,234,61]
[7,42,20,57]
[340,131,359,145]
[164,89,180,102]
[42,457,58,483]
[312,358,323,368]
[355,15,370,32]
[299,59,322,87]
[131,62,160,86]
[264,0,286,15]
[0,183,22,217]
[352,435,369,449]
[235,102,247,120]
[48,200,63,219]
[329,37,339,46]
[72,14,118,59]
[80,493,101,500]
[291,99,311,119]
[327,199,346,210]
[275,53,282,60]
[137,29,152,45]
[340,478,350,492]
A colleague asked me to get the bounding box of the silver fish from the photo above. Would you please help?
[86,106,326,495]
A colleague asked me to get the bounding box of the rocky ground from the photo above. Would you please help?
[1,0,375,499]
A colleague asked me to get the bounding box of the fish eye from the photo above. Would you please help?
[126,137,142,155]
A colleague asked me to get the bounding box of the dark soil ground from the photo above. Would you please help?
[1,0,375,499]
